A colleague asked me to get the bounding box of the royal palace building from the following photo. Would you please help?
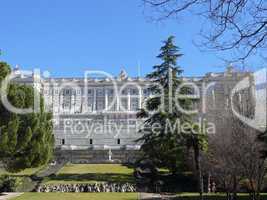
[12,66,264,163]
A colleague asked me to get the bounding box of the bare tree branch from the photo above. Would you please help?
[143,0,267,61]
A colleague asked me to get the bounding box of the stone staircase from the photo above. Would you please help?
[29,160,67,192]
[36,160,67,178]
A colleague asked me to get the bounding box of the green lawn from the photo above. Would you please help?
[43,164,135,184]
[12,192,138,200]
[11,193,267,200]
[58,164,133,174]
[0,166,44,176]
[174,193,267,200]
[174,196,267,200]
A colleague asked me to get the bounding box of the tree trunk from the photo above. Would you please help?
[233,175,237,200]
[226,191,230,200]
[194,143,204,200]
[207,172,211,193]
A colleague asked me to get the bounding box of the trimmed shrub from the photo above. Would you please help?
[0,175,22,192]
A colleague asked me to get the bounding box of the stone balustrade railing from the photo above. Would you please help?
[36,182,136,193]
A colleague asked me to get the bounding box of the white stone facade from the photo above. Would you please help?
[44,76,148,150]
[12,67,259,151]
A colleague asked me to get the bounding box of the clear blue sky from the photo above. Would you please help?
[0,0,264,77]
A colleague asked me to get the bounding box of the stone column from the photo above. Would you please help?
[51,87,55,113]
[70,91,73,114]
[55,87,59,113]
[59,90,63,113]
[128,90,131,111]
[116,88,120,111]
[73,92,78,113]
[93,88,96,112]
[138,87,142,109]
[83,86,89,113]
[105,88,108,111]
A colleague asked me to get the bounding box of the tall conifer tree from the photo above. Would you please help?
[0,62,54,172]
[138,36,189,172]
[138,36,205,198]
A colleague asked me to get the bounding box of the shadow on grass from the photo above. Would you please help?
[10,193,138,200]
[46,173,135,183]
[170,194,267,200]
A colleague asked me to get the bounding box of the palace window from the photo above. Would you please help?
[65,89,70,95]
[130,88,138,95]
[96,97,105,111]
[120,98,128,111]
[108,97,116,111]
[87,97,94,111]
[62,139,65,145]
[107,89,114,95]
[121,88,128,95]
[143,88,150,96]
[90,139,93,145]
[128,120,136,127]
[117,139,120,145]
[130,98,139,111]
[96,88,104,96]
[88,89,93,95]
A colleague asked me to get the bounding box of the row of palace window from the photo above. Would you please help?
[44,88,150,96]
[61,138,121,145]
[60,97,140,111]
[58,119,138,127]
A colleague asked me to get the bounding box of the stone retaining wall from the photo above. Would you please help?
[55,149,141,164]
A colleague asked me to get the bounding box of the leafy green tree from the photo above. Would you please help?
[0,62,54,172]
[0,62,10,81]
